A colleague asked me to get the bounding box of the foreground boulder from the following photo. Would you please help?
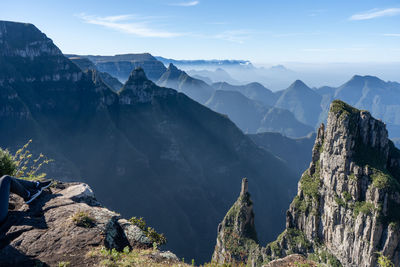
[0,182,179,266]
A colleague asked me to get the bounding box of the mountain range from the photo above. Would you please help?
[66,53,167,83]
[187,68,239,85]
[156,63,214,104]
[69,52,400,143]
[205,90,314,137]
[0,20,301,263]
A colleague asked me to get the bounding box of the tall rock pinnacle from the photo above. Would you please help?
[212,178,262,266]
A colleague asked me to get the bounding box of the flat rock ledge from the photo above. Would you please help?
[0,181,178,266]
[263,254,317,267]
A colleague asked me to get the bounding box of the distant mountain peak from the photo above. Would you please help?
[339,75,386,92]
[123,67,153,91]
[129,67,148,80]
[0,20,62,58]
[246,82,265,88]
[289,79,309,89]
[270,64,288,70]
[167,63,180,72]
[120,67,176,104]
[349,74,383,83]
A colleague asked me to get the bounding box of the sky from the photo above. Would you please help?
[1,0,400,64]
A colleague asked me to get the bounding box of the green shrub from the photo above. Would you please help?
[71,211,96,228]
[348,173,357,181]
[335,195,345,207]
[371,169,395,190]
[128,216,146,231]
[377,252,394,267]
[0,148,16,176]
[286,228,311,250]
[342,191,352,202]
[353,201,375,217]
[12,139,53,180]
[58,262,70,267]
[327,254,342,267]
[292,196,309,213]
[129,217,167,246]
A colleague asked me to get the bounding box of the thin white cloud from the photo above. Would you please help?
[100,14,135,22]
[273,32,322,38]
[302,48,338,52]
[308,9,326,17]
[213,30,252,43]
[350,8,400,21]
[77,13,181,38]
[206,22,229,25]
[302,47,368,52]
[384,33,400,37]
[77,13,257,43]
[169,1,199,7]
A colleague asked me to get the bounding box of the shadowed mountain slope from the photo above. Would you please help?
[212,81,277,106]
[275,80,322,127]
[157,63,214,104]
[248,132,315,176]
[205,90,314,137]
[0,20,298,263]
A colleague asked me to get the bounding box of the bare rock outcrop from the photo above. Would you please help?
[0,182,177,266]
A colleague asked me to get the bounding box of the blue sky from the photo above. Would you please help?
[1,0,400,63]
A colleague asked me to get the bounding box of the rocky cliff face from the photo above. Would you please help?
[285,99,400,266]
[213,100,400,267]
[69,56,123,91]
[212,178,262,265]
[80,53,167,82]
[0,181,180,267]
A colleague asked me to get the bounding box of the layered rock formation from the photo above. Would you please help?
[74,53,167,82]
[68,56,123,91]
[213,100,400,267]
[0,181,180,266]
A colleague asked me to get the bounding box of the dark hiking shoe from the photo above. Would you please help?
[36,180,52,190]
[24,189,42,204]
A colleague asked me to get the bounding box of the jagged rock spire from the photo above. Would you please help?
[212,178,262,266]
[240,177,248,196]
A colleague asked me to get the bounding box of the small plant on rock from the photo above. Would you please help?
[0,147,16,176]
[129,216,167,246]
[71,211,96,228]
[12,139,53,180]
[377,252,394,267]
